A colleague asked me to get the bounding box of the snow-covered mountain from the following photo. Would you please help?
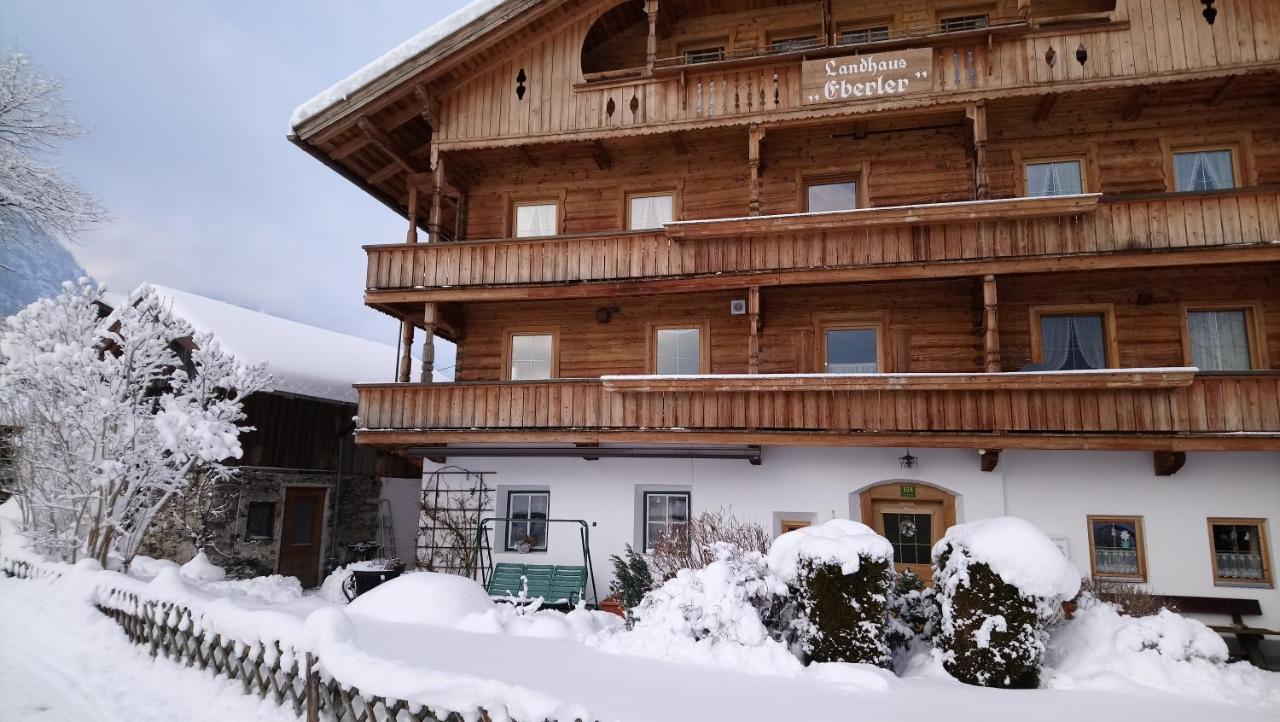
[0,224,92,316]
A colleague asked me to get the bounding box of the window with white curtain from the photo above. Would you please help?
[1025,160,1083,197]
[509,333,554,380]
[1039,314,1108,370]
[807,180,858,212]
[514,203,558,237]
[1188,309,1252,371]
[505,491,549,551]
[655,327,702,375]
[644,492,690,551]
[628,193,675,230]
[1173,149,1235,192]
[824,327,879,373]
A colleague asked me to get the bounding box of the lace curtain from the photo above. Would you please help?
[629,195,674,230]
[1040,315,1107,370]
[1026,161,1082,197]
[1174,150,1235,192]
[1188,310,1250,370]
[515,204,557,237]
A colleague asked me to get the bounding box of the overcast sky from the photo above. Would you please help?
[4,0,470,373]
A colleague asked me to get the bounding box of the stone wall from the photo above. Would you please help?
[138,467,383,583]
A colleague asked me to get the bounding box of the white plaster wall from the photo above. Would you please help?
[377,477,423,564]
[422,447,1280,629]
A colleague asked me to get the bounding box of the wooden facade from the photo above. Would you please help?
[290,0,1280,454]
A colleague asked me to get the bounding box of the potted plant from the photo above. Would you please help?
[514,534,539,554]
[343,557,406,601]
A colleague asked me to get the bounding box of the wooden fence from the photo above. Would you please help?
[364,189,1280,292]
[0,560,501,722]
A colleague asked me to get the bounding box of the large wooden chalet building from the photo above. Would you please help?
[291,0,1280,626]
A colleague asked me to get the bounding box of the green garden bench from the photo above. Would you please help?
[487,562,587,607]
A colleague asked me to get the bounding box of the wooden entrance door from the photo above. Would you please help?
[860,483,957,584]
[278,487,327,588]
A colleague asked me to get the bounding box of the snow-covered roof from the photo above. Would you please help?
[290,0,512,130]
[114,284,422,404]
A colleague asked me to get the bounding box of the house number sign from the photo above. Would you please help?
[801,48,934,104]
[899,484,917,498]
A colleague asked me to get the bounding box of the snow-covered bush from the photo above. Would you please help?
[608,544,653,626]
[0,281,269,565]
[886,569,939,660]
[647,507,770,580]
[768,520,894,667]
[932,517,1080,689]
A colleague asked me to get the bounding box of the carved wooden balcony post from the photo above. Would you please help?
[420,302,437,382]
[983,274,1001,372]
[405,176,420,244]
[397,321,414,383]
[748,124,766,216]
[967,101,990,200]
[429,145,446,242]
[748,287,762,373]
[644,1,659,71]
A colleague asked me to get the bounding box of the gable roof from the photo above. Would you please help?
[107,285,428,404]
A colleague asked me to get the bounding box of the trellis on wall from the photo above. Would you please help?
[416,466,493,578]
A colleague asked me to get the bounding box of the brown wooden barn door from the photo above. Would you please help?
[278,487,327,587]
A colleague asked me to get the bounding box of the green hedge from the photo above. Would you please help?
[790,555,892,666]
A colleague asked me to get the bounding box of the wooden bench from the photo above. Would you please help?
[1161,595,1278,668]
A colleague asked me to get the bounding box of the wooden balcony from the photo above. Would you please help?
[354,371,1280,452]
[365,189,1280,303]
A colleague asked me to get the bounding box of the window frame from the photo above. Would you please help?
[939,13,990,33]
[510,198,562,238]
[504,490,550,552]
[1163,142,1244,193]
[837,23,892,46]
[800,166,870,213]
[680,39,728,65]
[1018,155,1090,197]
[1207,517,1273,588]
[244,501,276,541]
[765,28,822,54]
[814,313,889,374]
[647,321,711,375]
[501,327,561,381]
[643,490,691,551]
[1028,303,1119,370]
[1087,514,1148,583]
[1180,302,1268,371]
[624,188,680,231]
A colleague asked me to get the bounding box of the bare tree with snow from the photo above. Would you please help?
[0,50,106,247]
[0,280,270,566]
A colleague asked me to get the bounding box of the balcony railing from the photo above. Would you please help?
[364,188,1280,295]
[354,371,1280,450]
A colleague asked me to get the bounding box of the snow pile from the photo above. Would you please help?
[128,555,181,578]
[0,497,34,559]
[179,551,227,582]
[767,519,893,582]
[805,662,897,692]
[346,572,495,627]
[204,575,305,605]
[932,516,1080,603]
[319,565,355,604]
[1044,596,1280,707]
[591,543,799,675]
[290,0,510,128]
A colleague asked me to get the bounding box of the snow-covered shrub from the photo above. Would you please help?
[1077,576,1169,617]
[608,544,653,626]
[0,281,270,565]
[886,569,939,659]
[1044,595,1280,707]
[768,520,894,667]
[647,507,770,580]
[933,517,1080,689]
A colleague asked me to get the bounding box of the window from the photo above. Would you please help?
[653,326,705,375]
[644,492,690,550]
[513,202,558,238]
[768,35,820,54]
[684,46,725,64]
[1208,518,1272,587]
[245,502,275,540]
[780,520,812,534]
[940,14,989,32]
[806,180,859,213]
[628,193,675,230]
[1186,308,1256,371]
[506,331,556,380]
[839,26,891,45]
[1024,160,1084,197]
[505,491,549,552]
[884,512,934,565]
[1173,148,1236,192]
[1031,306,1116,370]
[824,327,880,373]
[1088,515,1147,581]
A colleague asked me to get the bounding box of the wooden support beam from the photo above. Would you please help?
[397,322,414,383]
[748,124,766,216]
[966,102,990,200]
[411,83,441,128]
[1208,75,1240,106]
[982,274,1001,372]
[645,1,659,69]
[429,151,446,242]
[1033,93,1058,122]
[1153,450,1187,476]
[979,448,1001,472]
[747,286,762,374]
[591,141,612,170]
[357,117,426,175]
[420,303,437,382]
[405,180,420,244]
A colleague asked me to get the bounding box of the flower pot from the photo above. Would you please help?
[599,596,626,618]
[344,569,402,601]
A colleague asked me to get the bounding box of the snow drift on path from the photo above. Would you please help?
[767,519,893,582]
[1044,596,1280,707]
[933,516,1080,601]
[179,551,226,582]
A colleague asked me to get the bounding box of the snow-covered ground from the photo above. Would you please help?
[0,575,296,722]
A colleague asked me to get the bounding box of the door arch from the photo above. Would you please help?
[858,481,957,583]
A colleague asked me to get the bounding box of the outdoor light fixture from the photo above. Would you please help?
[1201,0,1217,25]
[898,449,919,469]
